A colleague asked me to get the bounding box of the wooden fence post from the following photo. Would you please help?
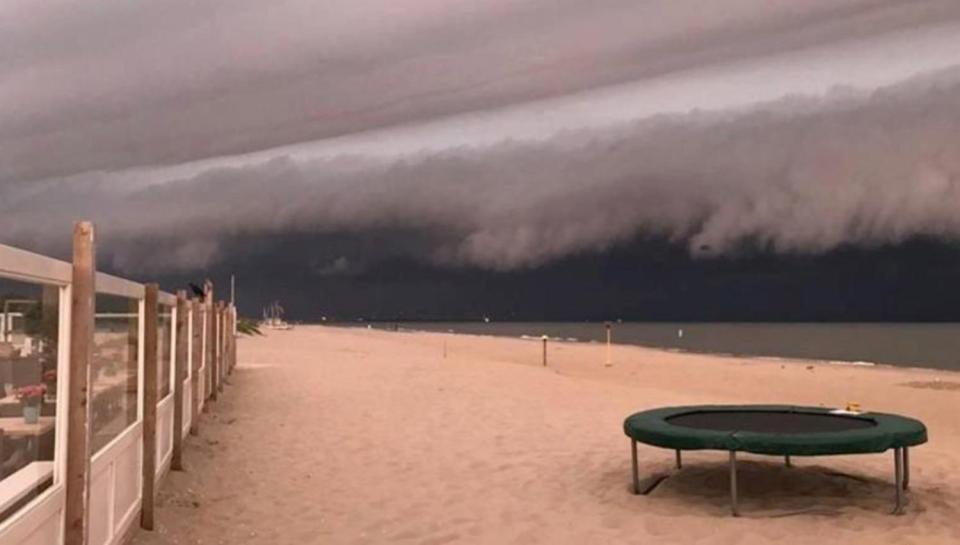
[141,284,159,530]
[204,285,216,402]
[217,301,225,391]
[172,291,187,470]
[223,305,230,376]
[65,221,95,545]
[228,305,236,374]
[209,300,218,401]
[213,302,220,390]
[190,299,201,434]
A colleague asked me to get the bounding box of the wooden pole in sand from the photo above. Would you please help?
[605,322,612,366]
[542,335,548,367]
[172,290,187,470]
[141,284,159,530]
[190,299,201,433]
[65,221,94,545]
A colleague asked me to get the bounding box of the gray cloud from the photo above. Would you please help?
[3,0,960,183]
[3,66,960,274]
[4,1,960,275]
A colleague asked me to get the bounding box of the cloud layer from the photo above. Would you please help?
[4,0,960,182]
[3,1,960,274]
[4,65,960,273]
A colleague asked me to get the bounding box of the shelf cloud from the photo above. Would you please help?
[2,0,960,274]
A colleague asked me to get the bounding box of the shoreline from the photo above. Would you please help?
[333,323,960,377]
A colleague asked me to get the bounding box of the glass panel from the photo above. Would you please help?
[0,278,59,522]
[158,306,172,399]
[91,295,139,454]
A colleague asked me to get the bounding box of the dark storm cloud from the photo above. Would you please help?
[3,1,960,276]
[3,66,960,274]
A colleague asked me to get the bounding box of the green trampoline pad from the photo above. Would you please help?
[623,405,927,456]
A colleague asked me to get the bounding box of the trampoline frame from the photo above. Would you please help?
[630,439,912,516]
[624,405,927,516]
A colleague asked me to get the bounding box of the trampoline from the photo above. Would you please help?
[623,405,928,515]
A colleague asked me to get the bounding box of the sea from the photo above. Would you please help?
[366,322,960,372]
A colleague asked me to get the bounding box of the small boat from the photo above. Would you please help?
[260,301,293,330]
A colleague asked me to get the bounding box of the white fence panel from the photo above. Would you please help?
[181,376,193,438]
[89,423,143,545]
[156,395,174,478]
[0,486,64,544]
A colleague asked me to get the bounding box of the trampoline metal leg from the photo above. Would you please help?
[675,449,682,470]
[785,455,792,468]
[893,448,904,515]
[631,439,640,495]
[729,451,739,517]
[903,447,910,491]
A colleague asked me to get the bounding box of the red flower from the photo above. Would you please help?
[15,384,47,401]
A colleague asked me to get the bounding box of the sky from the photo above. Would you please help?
[3,1,960,319]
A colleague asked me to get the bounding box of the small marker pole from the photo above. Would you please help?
[605,322,612,366]
[443,339,447,359]
[542,335,548,367]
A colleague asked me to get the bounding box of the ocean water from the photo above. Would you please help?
[375,322,960,372]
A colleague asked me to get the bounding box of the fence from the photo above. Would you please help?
[0,222,238,545]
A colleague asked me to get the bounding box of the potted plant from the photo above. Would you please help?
[15,384,46,424]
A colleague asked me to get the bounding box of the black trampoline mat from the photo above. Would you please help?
[666,410,877,434]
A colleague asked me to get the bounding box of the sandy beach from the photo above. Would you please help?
[133,326,960,545]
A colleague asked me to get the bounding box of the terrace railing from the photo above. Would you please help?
[0,222,238,545]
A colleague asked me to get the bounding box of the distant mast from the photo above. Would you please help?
[261,300,293,330]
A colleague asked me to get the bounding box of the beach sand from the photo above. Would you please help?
[132,326,960,544]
